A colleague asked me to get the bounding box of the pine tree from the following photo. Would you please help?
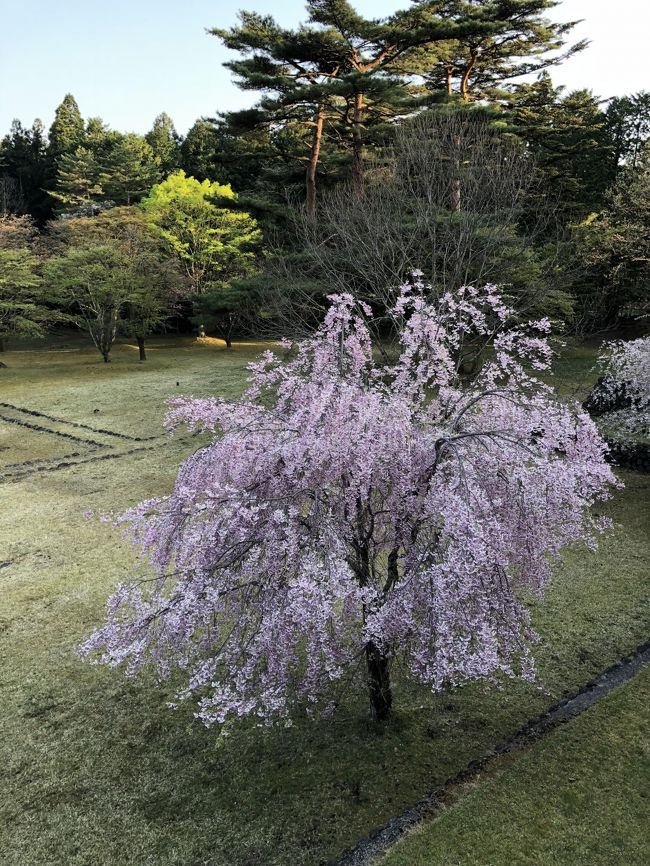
[84,117,118,164]
[574,141,650,325]
[180,120,219,181]
[508,75,616,223]
[145,113,182,176]
[605,92,650,171]
[48,93,85,161]
[212,0,585,213]
[100,133,161,205]
[50,146,104,212]
[412,0,585,102]
[211,1,481,212]
[0,119,52,222]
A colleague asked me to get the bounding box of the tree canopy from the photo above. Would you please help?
[82,282,615,722]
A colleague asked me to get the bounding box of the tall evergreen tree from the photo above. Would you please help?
[574,141,650,326]
[47,93,85,162]
[0,119,52,222]
[145,113,182,176]
[180,119,219,181]
[100,133,161,205]
[413,0,585,102]
[50,146,104,212]
[211,2,455,211]
[508,75,616,223]
[605,91,650,171]
[84,117,118,163]
[212,0,584,213]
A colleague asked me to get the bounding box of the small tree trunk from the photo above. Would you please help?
[306,108,325,218]
[137,335,146,361]
[102,353,110,363]
[451,133,462,212]
[460,48,478,101]
[351,91,365,199]
[366,641,392,721]
[0,338,5,352]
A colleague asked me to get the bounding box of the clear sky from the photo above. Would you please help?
[1,0,649,138]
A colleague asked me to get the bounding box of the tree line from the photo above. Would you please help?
[2,0,650,361]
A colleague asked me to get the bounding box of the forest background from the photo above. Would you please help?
[2,0,650,359]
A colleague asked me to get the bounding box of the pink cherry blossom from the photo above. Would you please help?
[82,280,616,724]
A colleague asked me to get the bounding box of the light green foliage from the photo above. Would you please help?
[0,339,648,865]
[45,243,143,362]
[0,215,61,350]
[141,170,262,305]
[98,207,184,354]
[0,249,48,347]
[42,209,182,360]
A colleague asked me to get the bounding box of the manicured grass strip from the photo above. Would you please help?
[379,665,650,866]
[0,337,648,866]
[334,639,650,866]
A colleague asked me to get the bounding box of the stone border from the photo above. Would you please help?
[0,401,158,442]
[330,639,650,866]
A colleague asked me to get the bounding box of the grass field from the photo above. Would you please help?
[0,334,648,866]
[380,665,650,866]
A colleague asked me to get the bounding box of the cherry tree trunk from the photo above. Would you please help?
[137,336,147,361]
[366,641,392,721]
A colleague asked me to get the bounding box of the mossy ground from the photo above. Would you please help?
[0,335,648,866]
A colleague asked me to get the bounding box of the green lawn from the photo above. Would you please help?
[380,666,650,866]
[0,335,648,866]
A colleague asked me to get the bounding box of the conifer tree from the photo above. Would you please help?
[574,141,650,325]
[211,1,475,210]
[605,91,650,171]
[180,119,219,181]
[84,117,117,164]
[414,0,585,102]
[212,0,585,212]
[50,146,104,212]
[47,93,85,162]
[100,133,161,205]
[508,75,616,222]
[145,113,182,175]
[0,119,52,222]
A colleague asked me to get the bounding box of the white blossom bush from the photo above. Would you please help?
[593,337,650,440]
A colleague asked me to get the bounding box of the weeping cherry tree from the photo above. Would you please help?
[83,279,615,723]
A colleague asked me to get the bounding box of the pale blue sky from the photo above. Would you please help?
[1,0,648,137]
